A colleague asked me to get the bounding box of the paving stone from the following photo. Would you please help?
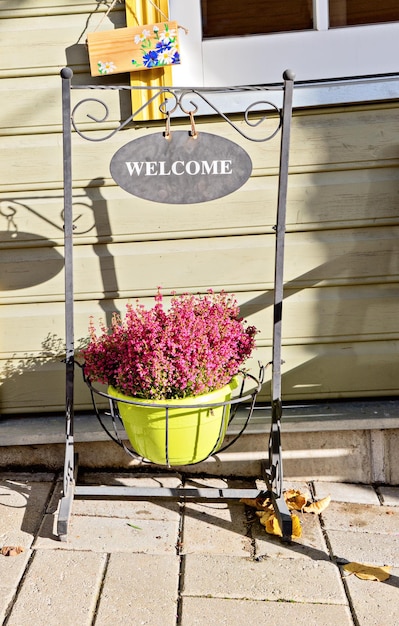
[252,510,330,561]
[6,549,106,626]
[313,482,380,505]
[342,565,399,626]
[321,501,399,535]
[6,470,399,624]
[0,549,31,624]
[0,548,31,587]
[378,486,399,507]
[327,530,399,567]
[180,596,354,625]
[0,476,54,549]
[95,553,179,625]
[182,554,347,604]
[35,512,180,554]
[181,477,253,556]
[0,587,15,625]
[182,501,251,556]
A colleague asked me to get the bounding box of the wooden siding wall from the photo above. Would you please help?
[1,1,398,414]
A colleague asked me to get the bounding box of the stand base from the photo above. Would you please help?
[262,461,293,542]
[57,453,78,542]
[56,457,293,542]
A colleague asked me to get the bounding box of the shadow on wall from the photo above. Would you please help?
[0,233,64,291]
[0,179,118,414]
[0,194,95,291]
[0,179,118,301]
[0,333,91,415]
[84,178,120,325]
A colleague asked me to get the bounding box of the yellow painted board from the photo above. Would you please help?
[126,0,173,121]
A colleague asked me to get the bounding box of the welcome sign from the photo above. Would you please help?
[110,131,252,204]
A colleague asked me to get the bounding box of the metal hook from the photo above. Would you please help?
[189,110,198,138]
[164,110,171,140]
[178,97,199,138]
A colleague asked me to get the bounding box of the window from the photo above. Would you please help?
[169,0,399,89]
[200,0,399,37]
[329,0,399,28]
[201,0,313,38]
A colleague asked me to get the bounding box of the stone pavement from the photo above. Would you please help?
[0,472,398,626]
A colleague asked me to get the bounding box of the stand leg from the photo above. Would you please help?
[57,446,78,542]
[262,402,293,542]
[264,400,293,542]
[264,72,295,543]
[58,67,76,543]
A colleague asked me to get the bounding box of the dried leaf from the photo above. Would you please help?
[284,489,308,511]
[258,510,274,525]
[263,513,302,539]
[291,514,302,538]
[265,514,282,536]
[343,562,391,582]
[1,546,24,557]
[240,497,273,511]
[242,489,322,540]
[303,495,331,514]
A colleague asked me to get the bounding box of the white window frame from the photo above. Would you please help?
[169,0,399,109]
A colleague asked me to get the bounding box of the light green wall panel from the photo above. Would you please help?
[2,340,398,413]
[1,1,398,413]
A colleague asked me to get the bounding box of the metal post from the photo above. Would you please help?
[272,69,294,412]
[58,67,76,540]
[266,69,295,540]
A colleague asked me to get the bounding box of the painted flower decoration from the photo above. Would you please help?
[134,29,151,44]
[80,289,258,400]
[159,27,177,44]
[97,60,117,75]
[131,23,180,69]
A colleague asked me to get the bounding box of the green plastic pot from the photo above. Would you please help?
[108,378,238,465]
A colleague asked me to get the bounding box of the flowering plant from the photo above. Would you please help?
[80,289,257,401]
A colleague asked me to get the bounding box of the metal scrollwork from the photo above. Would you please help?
[71,88,176,141]
[178,90,282,142]
[69,83,283,143]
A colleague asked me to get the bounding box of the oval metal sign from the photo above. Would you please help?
[110,131,252,204]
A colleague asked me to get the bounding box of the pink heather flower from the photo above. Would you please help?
[80,289,258,400]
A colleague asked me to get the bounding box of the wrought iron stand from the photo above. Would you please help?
[57,67,295,541]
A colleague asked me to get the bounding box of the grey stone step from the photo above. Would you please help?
[1,399,399,447]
